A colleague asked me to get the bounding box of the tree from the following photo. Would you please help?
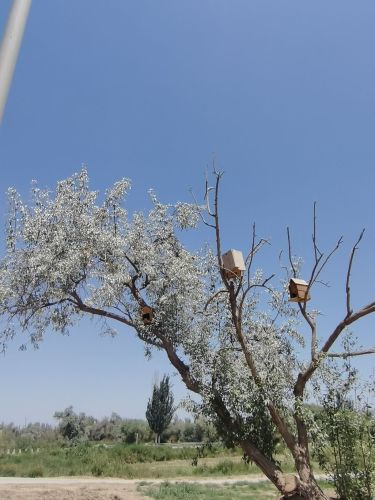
[1,168,375,498]
[146,375,175,443]
[53,406,89,443]
[315,358,375,499]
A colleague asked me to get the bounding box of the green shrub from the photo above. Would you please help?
[0,465,17,476]
[27,467,44,477]
[317,390,375,499]
[91,464,104,476]
[215,460,234,475]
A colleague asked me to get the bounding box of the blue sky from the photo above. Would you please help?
[0,0,375,425]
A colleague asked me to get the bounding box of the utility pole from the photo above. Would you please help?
[0,0,32,123]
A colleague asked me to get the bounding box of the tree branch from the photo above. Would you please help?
[345,229,365,318]
[295,301,375,397]
[211,171,231,289]
[309,236,343,290]
[327,347,375,358]
[312,202,322,263]
[287,227,297,278]
[190,187,215,228]
[70,291,134,327]
[204,289,229,311]
[161,338,201,394]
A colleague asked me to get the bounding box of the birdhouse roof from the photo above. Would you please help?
[290,278,309,286]
[223,249,240,255]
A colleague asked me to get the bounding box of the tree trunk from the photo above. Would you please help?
[163,341,329,498]
[241,440,329,499]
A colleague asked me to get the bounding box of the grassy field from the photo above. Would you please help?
[0,443,335,498]
[139,480,279,499]
[0,440,326,500]
[0,443,268,478]
[138,480,335,499]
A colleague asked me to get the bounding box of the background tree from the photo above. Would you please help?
[146,375,175,444]
[2,168,375,498]
[53,406,89,443]
[314,352,375,499]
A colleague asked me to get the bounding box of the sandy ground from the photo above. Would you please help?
[0,479,147,500]
[0,476,268,500]
[0,475,333,499]
[0,484,145,500]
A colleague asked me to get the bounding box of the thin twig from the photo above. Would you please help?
[190,188,216,228]
[345,229,365,318]
[312,202,322,263]
[310,236,343,287]
[287,227,297,278]
[239,274,275,314]
[204,289,229,311]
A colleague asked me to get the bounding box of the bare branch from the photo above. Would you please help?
[211,171,230,289]
[287,227,297,278]
[322,301,375,354]
[124,254,140,274]
[297,301,317,360]
[295,301,375,397]
[327,347,375,358]
[238,274,275,320]
[235,225,269,298]
[246,224,257,286]
[204,169,216,217]
[310,236,343,287]
[312,202,322,263]
[204,289,229,311]
[244,224,270,288]
[70,291,134,327]
[314,280,330,287]
[345,229,365,318]
[190,188,216,228]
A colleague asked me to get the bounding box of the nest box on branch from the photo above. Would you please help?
[141,306,153,324]
[222,249,246,279]
[288,278,311,302]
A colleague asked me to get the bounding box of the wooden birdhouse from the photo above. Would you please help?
[222,249,246,279]
[141,306,153,324]
[288,279,311,302]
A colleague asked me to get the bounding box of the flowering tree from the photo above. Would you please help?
[1,168,374,499]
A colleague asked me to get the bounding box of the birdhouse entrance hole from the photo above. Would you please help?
[141,306,153,324]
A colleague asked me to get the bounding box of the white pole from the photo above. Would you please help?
[0,0,32,123]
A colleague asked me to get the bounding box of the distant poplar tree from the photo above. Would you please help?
[146,375,175,444]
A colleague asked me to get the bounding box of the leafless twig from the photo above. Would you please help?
[190,188,216,229]
[204,289,229,311]
[287,227,297,278]
[345,229,365,318]
[327,347,375,358]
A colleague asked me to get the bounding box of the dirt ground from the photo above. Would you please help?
[0,478,261,500]
[0,483,148,500]
[0,476,335,500]
[0,476,269,500]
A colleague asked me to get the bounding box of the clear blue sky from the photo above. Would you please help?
[0,0,375,425]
